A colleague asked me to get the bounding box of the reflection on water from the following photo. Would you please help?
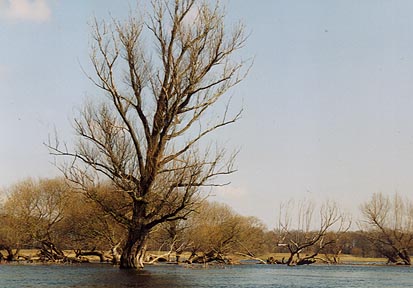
[0,264,187,288]
[0,263,412,288]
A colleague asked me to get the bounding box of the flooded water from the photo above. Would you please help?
[0,263,412,288]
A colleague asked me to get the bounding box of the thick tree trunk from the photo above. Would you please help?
[119,229,148,269]
[120,249,138,269]
[39,241,65,262]
[2,247,20,262]
[382,248,411,265]
[286,252,295,266]
[398,250,411,265]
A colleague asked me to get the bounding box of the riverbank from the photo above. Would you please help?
[228,252,387,265]
[1,249,388,266]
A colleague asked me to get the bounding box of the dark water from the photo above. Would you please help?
[0,263,412,288]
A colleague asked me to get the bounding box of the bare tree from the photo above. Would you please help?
[182,201,266,265]
[360,193,413,265]
[48,0,248,269]
[276,200,350,266]
[0,213,23,261]
[184,201,242,264]
[3,178,70,261]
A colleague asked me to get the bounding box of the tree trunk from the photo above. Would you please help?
[39,241,65,262]
[74,249,106,262]
[3,247,20,262]
[398,250,411,265]
[111,243,121,265]
[119,229,148,269]
[286,251,296,266]
[120,248,138,269]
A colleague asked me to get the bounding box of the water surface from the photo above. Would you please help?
[0,263,412,287]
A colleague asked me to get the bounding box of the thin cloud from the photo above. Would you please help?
[1,0,51,23]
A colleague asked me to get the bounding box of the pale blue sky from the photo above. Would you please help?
[2,0,413,227]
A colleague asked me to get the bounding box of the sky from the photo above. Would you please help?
[2,0,413,228]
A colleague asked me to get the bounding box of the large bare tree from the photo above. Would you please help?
[360,193,413,265]
[49,0,248,269]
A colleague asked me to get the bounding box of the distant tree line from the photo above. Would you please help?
[1,177,412,266]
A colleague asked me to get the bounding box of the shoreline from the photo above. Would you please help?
[0,249,396,267]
